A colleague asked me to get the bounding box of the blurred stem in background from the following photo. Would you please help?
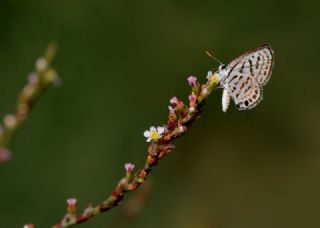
[115,180,152,227]
[0,43,60,162]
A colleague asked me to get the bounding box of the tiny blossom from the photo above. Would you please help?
[0,148,11,162]
[201,87,209,96]
[124,163,135,172]
[83,205,94,217]
[36,57,47,72]
[189,107,195,113]
[28,73,39,85]
[178,126,186,133]
[23,224,34,228]
[187,76,197,87]
[143,126,165,142]
[67,198,77,208]
[4,114,17,129]
[189,93,197,104]
[169,97,179,106]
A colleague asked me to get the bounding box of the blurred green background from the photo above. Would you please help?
[1,0,320,227]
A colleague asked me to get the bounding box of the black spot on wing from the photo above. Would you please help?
[229,75,238,83]
[239,62,245,73]
[248,59,253,76]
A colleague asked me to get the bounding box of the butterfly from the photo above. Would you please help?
[210,44,274,112]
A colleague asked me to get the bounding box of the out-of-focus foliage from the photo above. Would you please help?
[0,0,319,227]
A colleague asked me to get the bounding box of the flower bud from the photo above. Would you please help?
[124,163,135,173]
[67,198,77,214]
[0,148,11,162]
[187,76,197,87]
[4,114,17,129]
[169,97,179,106]
[36,58,47,72]
[188,93,197,107]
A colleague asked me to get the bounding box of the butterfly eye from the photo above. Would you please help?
[219,64,226,71]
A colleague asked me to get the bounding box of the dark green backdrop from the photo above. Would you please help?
[1,0,320,227]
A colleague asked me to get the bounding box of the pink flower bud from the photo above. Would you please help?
[67,198,77,207]
[67,198,77,214]
[170,97,179,106]
[28,73,39,85]
[188,93,197,104]
[187,76,197,87]
[67,198,77,208]
[0,148,11,162]
[125,163,135,172]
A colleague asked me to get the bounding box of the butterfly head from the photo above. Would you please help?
[212,64,228,83]
[218,64,226,71]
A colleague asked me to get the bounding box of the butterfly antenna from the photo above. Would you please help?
[205,50,223,65]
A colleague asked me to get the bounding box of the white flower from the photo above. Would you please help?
[206,70,213,79]
[143,126,165,142]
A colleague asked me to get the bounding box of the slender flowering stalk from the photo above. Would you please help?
[0,43,60,163]
[51,70,220,228]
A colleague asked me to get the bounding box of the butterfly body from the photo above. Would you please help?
[214,44,274,112]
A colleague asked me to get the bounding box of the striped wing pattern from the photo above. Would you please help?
[220,44,274,111]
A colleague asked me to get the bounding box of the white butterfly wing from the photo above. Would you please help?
[226,44,274,86]
[220,44,274,111]
[221,73,262,110]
